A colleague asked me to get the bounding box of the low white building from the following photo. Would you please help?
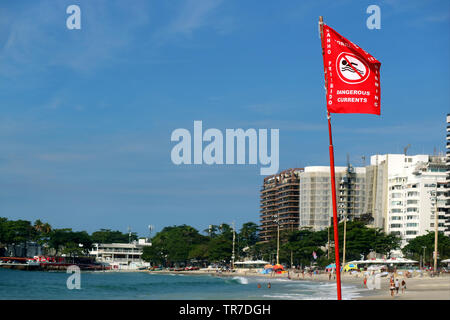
[90,239,152,270]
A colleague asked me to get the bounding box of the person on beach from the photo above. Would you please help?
[401,279,406,294]
[329,272,332,281]
[363,276,367,288]
[389,278,395,297]
[395,278,400,294]
[302,270,305,279]
[267,283,271,289]
[257,283,261,289]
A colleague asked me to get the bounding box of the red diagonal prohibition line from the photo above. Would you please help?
[342,55,364,79]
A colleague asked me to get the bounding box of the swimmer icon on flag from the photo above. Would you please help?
[322,25,381,115]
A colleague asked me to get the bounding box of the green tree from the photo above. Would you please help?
[188,243,209,261]
[33,219,53,248]
[328,221,401,262]
[402,231,450,265]
[251,240,276,263]
[203,225,220,238]
[91,229,137,243]
[48,229,93,257]
[207,237,232,263]
[0,217,9,244]
[239,222,259,248]
[1,219,37,256]
[141,225,208,266]
[283,228,328,266]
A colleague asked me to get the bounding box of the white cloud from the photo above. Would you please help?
[0,1,150,76]
[154,0,226,41]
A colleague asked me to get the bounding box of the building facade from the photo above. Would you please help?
[363,158,388,230]
[370,154,447,247]
[259,168,303,242]
[298,165,367,230]
[260,141,450,246]
[445,114,450,236]
[89,239,152,269]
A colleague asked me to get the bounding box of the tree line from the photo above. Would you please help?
[0,217,137,257]
[142,220,447,268]
[1,217,448,268]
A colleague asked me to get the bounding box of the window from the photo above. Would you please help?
[406,223,418,227]
[405,231,417,235]
[390,224,402,228]
[390,216,401,221]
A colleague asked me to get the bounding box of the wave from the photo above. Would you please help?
[226,276,249,285]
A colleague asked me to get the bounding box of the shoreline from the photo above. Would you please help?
[147,269,450,300]
[2,267,448,300]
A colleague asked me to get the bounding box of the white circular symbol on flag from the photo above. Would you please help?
[336,52,370,84]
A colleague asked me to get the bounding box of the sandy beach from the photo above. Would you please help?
[148,269,450,300]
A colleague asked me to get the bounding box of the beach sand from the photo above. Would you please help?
[148,269,450,300]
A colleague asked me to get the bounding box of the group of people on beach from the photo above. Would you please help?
[389,276,406,296]
[362,274,406,297]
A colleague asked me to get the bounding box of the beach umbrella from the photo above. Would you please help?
[326,263,336,269]
[264,264,273,269]
[343,263,358,271]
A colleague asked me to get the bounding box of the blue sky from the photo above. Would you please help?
[0,0,448,237]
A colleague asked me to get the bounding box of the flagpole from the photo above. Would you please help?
[319,16,342,300]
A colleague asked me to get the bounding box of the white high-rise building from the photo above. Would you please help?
[370,154,447,247]
[444,114,450,236]
[298,165,367,230]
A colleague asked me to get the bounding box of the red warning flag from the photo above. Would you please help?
[322,25,381,115]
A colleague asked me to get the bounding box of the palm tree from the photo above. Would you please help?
[33,220,53,254]
[33,220,44,233]
[42,223,52,234]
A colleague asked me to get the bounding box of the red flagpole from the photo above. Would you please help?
[319,16,342,300]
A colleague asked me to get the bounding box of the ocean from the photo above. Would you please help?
[0,269,364,300]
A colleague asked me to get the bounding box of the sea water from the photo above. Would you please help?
[0,269,363,300]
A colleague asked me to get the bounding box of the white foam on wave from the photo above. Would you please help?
[261,280,363,300]
[232,276,249,285]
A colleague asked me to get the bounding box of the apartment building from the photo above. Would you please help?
[260,137,450,245]
[259,168,303,242]
[445,114,450,236]
[298,165,367,230]
[370,154,447,247]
